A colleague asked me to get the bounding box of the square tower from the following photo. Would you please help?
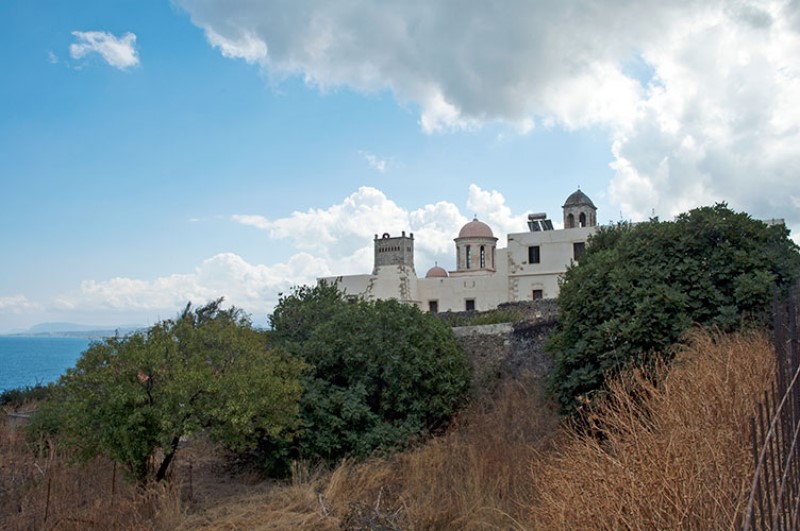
[373,232,415,274]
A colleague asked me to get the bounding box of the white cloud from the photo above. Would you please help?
[0,295,40,314]
[204,28,267,63]
[608,4,800,227]
[231,214,269,229]
[63,185,524,320]
[359,150,388,172]
[178,0,800,237]
[56,185,527,322]
[466,184,530,236]
[55,252,331,317]
[408,200,468,259]
[70,31,139,70]
[238,187,409,267]
[232,185,527,277]
[176,0,686,132]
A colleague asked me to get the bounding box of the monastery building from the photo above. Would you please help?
[321,189,598,313]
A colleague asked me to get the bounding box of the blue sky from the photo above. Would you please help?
[2,0,800,332]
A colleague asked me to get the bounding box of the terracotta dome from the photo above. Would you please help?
[458,217,495,239]
[563,189,596,208]
[425,264,449,278]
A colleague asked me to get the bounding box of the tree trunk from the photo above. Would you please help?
[155,435,181,481]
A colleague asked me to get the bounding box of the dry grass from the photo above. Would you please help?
[0,419,183,531]
[1,330,774,529]
[198,330,770,530]
[180,375,560,530]
[529,330,774,530]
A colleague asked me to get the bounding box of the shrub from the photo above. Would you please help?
[433,307,525,327]
[0,383,53,408]
[264,284,471,474]
[548,204,800,413]
[27,300,306,482]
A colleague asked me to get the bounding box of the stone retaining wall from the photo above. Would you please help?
[452,301,560,395]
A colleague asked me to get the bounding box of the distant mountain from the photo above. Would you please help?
[28,322,111,334]
[4,323,145,339]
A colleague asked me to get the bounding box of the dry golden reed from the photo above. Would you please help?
[530,330,774,530]
[280,330,772,529]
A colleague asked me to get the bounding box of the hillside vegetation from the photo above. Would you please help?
[5,203,797,528]
[262,282,471,475]
[26,300,307,483]
[180,331,773,529]
[19,285,471,487]
[2,330,770,529]
[549,204,800,413]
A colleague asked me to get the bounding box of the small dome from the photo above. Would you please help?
[563,189,596,208]
[458,217,495,239]
[425,265,449,278]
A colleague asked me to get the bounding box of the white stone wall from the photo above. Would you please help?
[506,226,595,301]
[506,227,596,301]
[320,226,595,311]
[370,264,419,303]
[418,269,508,313]
[321,264,419,305]
[320,274,374,298]
[319,198,598,312]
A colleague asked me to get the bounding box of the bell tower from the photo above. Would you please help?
[562,189,597,228]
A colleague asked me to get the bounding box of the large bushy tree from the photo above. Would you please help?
[264,283,470,471]
[548,204,800,414]
[29,300,306,482]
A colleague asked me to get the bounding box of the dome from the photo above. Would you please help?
[458,217,495,239]
[563,189,596,208]
[425,264,449,278]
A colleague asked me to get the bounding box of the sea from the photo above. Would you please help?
[0,336,93,393]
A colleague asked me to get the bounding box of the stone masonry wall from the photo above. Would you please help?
[452,300,559,395]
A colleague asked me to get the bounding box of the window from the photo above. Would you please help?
[480,246,486,268]
[428,300,439,313]
[566,213,575,228]
[573,242,586,261]
[528,245,540,264]
[532,289,544,300]
[465,245,471,269]
[579,212,587,227]
[465,299,475,311]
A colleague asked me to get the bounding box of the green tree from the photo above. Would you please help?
[30,300,306,482]
[269,280,347,348]
[264,284,470,472]
[548,204,800,414]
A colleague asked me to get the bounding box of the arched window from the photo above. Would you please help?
[579,212,586,227]
[480,246,485,268]
[465,245,471,269]
[566,213,575,228]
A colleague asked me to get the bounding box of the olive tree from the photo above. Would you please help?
[30,300,306,482]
